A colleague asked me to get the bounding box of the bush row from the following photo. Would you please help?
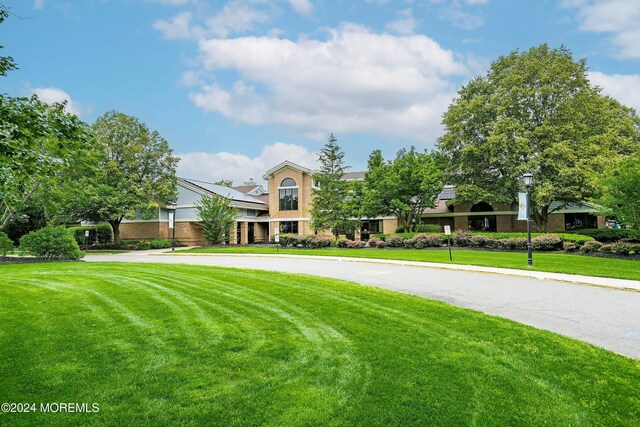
[133,238,174,250]
[564,228,640,243]
[272,234,334,248]
[373,231,593,248]
[575,240,640,255]
[0,231,14,255]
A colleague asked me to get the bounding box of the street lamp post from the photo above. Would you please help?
[522,171,534,267]
[169,201,177,252]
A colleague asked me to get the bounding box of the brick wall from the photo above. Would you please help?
[120,222,164,241]
[382,218,398,234]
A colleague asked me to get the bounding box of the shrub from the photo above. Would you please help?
[336,238,350,248]
[0,231,14,255]
[346,240,366,249]
[19,227,83,260]
[385,235,405,248]
[273,233,298,246]
[580,240,603,253]
[469,235,491,248]
[424,233,445,247]
[563,242,577,252]
[501,238,528,251]
[307,235,334,248]
[452,231,473,247]
[599,244,613,253]
[375,241,386,249]
[368,237,383,248]
[96,224,113,244]
[149,238,172,249]
[608,242,640,255]
[531,235,562,251]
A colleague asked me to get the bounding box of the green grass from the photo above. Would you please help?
[1,262,638,425]
[183,246,640,281]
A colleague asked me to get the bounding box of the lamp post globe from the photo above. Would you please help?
[522,171,533,267]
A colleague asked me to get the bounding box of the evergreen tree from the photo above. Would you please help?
[311,134,359,237]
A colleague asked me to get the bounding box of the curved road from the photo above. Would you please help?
[85,251,640,359]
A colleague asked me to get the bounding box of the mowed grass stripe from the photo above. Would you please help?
[0,262,638,426]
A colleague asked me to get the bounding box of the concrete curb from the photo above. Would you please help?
[155,251,640,292]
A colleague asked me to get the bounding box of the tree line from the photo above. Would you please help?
[312,45,640,234]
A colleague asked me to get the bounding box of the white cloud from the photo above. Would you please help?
[154,2,269,40]
[190,23,470,143]
[154,11,203,40]
[177,142,318,185]
[385,8,418,35]
[566,0,640,59]
[206,2,269,38]
[287,0,313,15]
[147,0,193,5]
[33,0,45,10]
[31,87,89,117]
[588,71,640,112]
[428,0,487,30]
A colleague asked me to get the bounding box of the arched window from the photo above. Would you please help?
[469,202,496,231]
[279,178,298,210]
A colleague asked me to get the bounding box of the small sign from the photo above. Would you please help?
[517,192,528,221]
[274,235,280,243]
[84,230,90,237]
[444,225,451,235]
[168,212,175,229]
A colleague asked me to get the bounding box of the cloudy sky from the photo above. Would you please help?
[2,0,639,184]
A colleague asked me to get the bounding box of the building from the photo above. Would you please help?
[118,160,604,245]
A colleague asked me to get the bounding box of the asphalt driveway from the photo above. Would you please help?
[85,251,640,359]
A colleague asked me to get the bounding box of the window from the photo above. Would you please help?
[565,213,597,230]
[279,221,298,234]
[279,178,298,211]
[468,202,496,232]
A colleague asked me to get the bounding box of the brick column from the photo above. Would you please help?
[240,222,249,245]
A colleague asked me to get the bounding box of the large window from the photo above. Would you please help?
[565,213,597,230]
[279,178,298,211]
[279,221,298,234]
[468,202,497,232]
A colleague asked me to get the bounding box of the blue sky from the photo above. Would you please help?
[2,0,639,184]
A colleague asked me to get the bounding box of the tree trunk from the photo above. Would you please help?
[109,219,122,245]
[532,205,550,232]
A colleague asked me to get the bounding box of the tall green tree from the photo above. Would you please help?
[195,194,238,244]
[79,111,179,244]
[311,134,359,237]
[363,147,443,232]
[596,153,640,228]
[0,6,88,230]
[438,44,640,231]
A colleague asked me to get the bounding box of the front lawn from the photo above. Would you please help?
[183,246,640,281]
[1,263,638,425]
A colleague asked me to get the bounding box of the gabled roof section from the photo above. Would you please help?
[262,160,313,180]
[232,185,267,196]
[342,171,365,181]
[179,177,267,206]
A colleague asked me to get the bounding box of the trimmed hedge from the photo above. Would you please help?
[372,231,592,252]
[19,227,83,260]
[273,234,335,248]
[565,228,640,243]
[395,224,442,233]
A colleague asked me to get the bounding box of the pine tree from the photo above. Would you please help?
[311,134,359,238]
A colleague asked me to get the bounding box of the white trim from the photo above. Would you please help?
[262,160,313,180]
[277,186,299,190]
[269,218,311,222]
